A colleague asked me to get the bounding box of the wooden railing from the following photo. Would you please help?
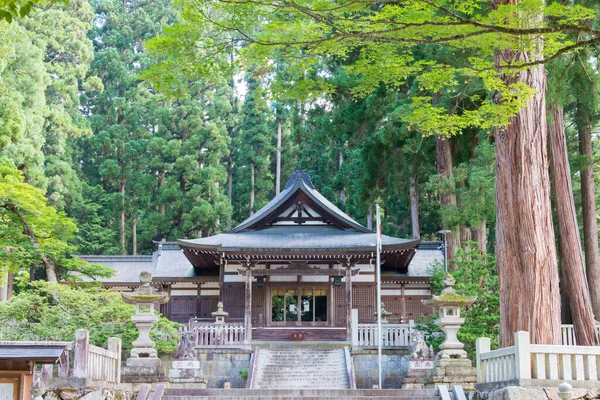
[86,339,121,384]
[191,323,246,347]
[351,309,413,348]
[560,324,600,346]
[2,329,121,386]
[476,331,600,387]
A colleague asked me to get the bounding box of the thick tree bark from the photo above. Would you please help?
[276,118,282,196]
[471,221,487,252]
[409,172,420,239]
[577,105,600,320]
[7,204,58,282]
[493,5,561,345]
[250,162,255,216]
[548,104,598,345]
[435,136,458,268]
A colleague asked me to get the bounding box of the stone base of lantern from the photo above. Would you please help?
[424,358,477,389]
[121,357,167,383]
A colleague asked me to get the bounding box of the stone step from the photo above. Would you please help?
[251,348,351,389]
[163,388,442,399]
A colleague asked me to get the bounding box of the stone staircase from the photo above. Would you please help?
[251,347,350,389]
[162,388,445,399]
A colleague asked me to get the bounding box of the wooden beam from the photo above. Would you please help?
[244,268,252,344]
[345,268,352,340]
[240,268,360,277]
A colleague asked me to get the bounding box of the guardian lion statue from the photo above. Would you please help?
[409,330,431,360]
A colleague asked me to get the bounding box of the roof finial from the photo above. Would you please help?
[285,170,315,190]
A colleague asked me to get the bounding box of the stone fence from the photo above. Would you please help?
[560,324,600,346]
[476,331,600,390]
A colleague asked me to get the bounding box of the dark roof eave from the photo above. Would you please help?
[178,239,421,255]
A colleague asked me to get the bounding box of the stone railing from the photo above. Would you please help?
[351,309,413,348]
[560,324,600,346]
[476,331,600,389]
[2,329,121,386]
[191,323,246,347]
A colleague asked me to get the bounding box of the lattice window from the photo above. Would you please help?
[222,283,245,318]
[252,286,267,326]
[406,296,435,322]
[170,296,198,323]
[199,296,219,318]
[352,285,376,323]
[334,286,347,326]
[382,295,404,324]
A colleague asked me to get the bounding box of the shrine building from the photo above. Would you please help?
[79,171,440,340]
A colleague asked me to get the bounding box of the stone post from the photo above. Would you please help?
[475,337,491,383]
[514,331,531,380]
[108,337,122,384]
[351,309,359,345]
[73,329,89,379]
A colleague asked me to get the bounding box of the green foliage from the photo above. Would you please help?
[421,244,499,357]
[144,0,599,137]
[427,134,496,231]
[0,164,114,281]
[0,0,68,22]
[0,281,181,354]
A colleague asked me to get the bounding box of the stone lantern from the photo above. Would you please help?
[212,301,229,324]
[420,273,477,388]
[422,274,476,359]
[121,271,169,372]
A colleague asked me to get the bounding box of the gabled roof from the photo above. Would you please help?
[178,170,421,272]
[231,170,371,233]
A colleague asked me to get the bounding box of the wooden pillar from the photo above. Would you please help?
[219,258,224,302]
[345,268,352,340]
[244,267,253,344]
[401,282,407,323]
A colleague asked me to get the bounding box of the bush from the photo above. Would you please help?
[0,281,181,355]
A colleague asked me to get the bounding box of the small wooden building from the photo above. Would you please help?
[82,171,440,340]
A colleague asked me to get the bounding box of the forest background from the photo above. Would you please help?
[1,0,600,348]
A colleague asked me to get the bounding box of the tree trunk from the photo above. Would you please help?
[250,162,255,216]
[158,171,165,215]
[493,4,561,345]
[276,118,282,196]
[367,204,373,231]
[132,189,137,256]
[7,204,58,282]
[120,178,126,255]
[548,104,598,345]
[409,172,420,239]
[435,136,457,268]
[471,220,487,252]
[339,148,345,204]
[227,155,233,230]
[577,104,600,321]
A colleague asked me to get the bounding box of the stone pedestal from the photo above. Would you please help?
[425,358,477,389]
[168,361,207,386]
[120,271,170,382]
[419,273,477,389]
[402,360,434,389]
